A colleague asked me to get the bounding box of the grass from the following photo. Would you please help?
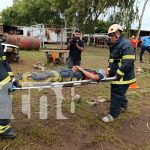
[0,45,150,149]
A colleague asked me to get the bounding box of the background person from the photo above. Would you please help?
[102,24,136,123]
[140,34,150,63]
[130,35,138,50]
[130,35,138,59]
[66,31,84,68]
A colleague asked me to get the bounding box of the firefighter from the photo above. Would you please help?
[102,24,136,123]
[0,41,16,139]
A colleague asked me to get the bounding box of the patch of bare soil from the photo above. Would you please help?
[11,59,38,73]
[1,48,149,150]
[112,92,150,150]
[48,93,150,150]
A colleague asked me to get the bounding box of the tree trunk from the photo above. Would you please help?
[136,0,149,39]
[87,34,91,46]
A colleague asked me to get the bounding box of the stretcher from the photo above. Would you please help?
[13,76,116,90]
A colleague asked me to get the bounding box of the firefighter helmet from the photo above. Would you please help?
[108,24,123,34]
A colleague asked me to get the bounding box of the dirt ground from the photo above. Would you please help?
[0,46,150,150]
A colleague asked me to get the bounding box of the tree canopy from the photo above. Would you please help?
[1,0,140,35]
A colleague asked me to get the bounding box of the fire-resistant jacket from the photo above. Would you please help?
[108,37,136,84]
[0,42,12,87]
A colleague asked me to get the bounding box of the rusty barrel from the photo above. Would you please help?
[4,34,41,50]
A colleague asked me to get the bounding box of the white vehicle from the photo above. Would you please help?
[1,43,20,62]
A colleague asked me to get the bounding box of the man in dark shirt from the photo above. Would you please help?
[67,31,84,68]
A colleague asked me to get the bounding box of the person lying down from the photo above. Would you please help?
[74,66,107,81]
[15,66,107,87]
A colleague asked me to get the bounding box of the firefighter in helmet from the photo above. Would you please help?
[102,24,136,122]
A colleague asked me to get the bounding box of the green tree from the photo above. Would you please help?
[96,20,110,33]
[1,0,63,26]
[1,0,139,35]
[107,0,139,37]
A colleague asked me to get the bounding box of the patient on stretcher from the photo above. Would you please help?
[73,66,107,81]
[16,66,107,87]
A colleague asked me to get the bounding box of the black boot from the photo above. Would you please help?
[0,127,16,139]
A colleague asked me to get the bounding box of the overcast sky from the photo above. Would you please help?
[0,0,13,12]
[132,1,150,31]
[0,0,150,30]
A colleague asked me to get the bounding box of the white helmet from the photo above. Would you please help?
[108,24,123,34]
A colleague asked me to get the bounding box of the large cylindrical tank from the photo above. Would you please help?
[4,34,41,50]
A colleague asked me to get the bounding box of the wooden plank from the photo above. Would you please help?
[42,49,69,53]
[44,48,67,50]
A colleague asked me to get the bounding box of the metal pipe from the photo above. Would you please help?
[13,77,116,90]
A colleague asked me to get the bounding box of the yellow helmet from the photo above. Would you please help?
[108,24,123,34]
[131,35,135,39]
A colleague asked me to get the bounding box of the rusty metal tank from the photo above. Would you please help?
[4,34,41,50]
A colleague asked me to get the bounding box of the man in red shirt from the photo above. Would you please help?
[130,35,138,50]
